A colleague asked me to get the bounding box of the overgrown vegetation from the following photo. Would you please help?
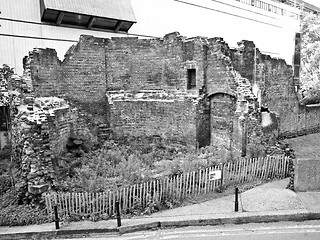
[0,190,50,226]
[54,135,225,193]
[300,12,320,92]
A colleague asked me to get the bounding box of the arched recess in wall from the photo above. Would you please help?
[209,92,237,158]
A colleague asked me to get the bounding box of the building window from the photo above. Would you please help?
[187,69,196,89]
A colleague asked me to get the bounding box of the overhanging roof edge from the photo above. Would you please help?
[41,0,136,23]
[43,8,137,24]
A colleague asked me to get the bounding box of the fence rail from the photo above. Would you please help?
[44,155,290,219]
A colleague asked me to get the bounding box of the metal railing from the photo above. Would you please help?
[235,0,302,20]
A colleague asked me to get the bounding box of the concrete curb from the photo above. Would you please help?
[160,212,320,229]
[119,222,160,234]
[2,212,320,239]
[0,231,57,240]
[0,228,119,240]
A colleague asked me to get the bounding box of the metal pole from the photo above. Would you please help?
[54,205,59,230]
[220,163,224,187]
[115,201,121,227]
[235,187,239,212]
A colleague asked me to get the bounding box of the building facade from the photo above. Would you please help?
[0,0,137,74]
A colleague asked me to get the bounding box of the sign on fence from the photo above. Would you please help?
[209,170,221,181]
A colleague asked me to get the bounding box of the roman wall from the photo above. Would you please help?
[24,32,320,158]
[231,40,320,138]
[27,35,107,119]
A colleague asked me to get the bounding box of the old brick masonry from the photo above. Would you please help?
[23,32,320,174]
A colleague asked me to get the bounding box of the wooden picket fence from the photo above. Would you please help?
[44,155,290,219]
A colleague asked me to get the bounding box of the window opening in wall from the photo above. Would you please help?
[187,69,196,90]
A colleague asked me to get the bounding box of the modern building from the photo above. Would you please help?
[0,0,138,74]
[0,0,306,74]
[296,0,320,13]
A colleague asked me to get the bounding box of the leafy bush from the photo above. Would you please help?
[125,193,181,216]
[0,204,50,226]
[0,148,10,162]
[116,154,145,184]
[0,189,16,209]
[0,190,50,226]
[247,143,267,159]
[0,175,12,193]
[160,193,182,210]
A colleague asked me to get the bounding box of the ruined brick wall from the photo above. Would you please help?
[49,104,99,157]
[206,38,237,96]
[61,36,107,116]
[11,95,98,198]
[105,33,208,147]
[204,38,258,159]
[196,97,210,148]
[11,107,55,198]
[28,49,61,97]
[27,35,107,118]
[26,32,320,158]
[106,35,265,155]
[49,108,72,156]
[209,93,237,158]
[8,69,98,198]
[109,92,198,145]
[26,33,206,147]
[231,40,320,138]
[106,32,206,93]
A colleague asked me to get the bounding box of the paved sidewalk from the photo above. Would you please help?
[1,178,320,239]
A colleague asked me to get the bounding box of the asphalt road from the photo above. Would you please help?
[58,220,320,240]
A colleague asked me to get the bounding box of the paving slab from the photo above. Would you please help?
[297,192,320,211]
[0,223,55,235]
[241,187,306,212]
[150,194,235,218]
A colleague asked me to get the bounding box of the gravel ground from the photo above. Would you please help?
[282,133,320,158]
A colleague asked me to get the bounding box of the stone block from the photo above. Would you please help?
[28,184,50,194]
[294,158,320,191]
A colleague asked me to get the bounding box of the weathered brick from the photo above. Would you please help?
[24,32,320,158]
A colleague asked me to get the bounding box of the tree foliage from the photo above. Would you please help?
[0,64,14,80]
[300,13,320,90]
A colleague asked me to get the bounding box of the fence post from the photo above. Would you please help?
[54,205,59,230]
[115,201,121,227]
[235,187,239,212]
